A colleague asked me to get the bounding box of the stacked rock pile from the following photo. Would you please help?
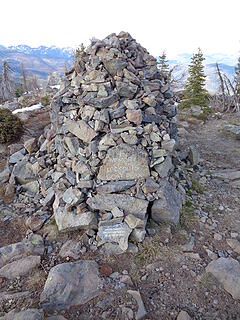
[3,32,184,253]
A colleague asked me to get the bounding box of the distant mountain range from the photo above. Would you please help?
[0,44,238,92]
[0,44,74,80]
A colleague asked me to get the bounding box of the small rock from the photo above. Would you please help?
[24,138,38,154]
[154,156,174,178]
[130,228,146,243]
[64,119,97,143]
[226,239,240,254]
[111,206,124,218]
[120,274,133,286]
[188,145,200,166]
[127,290,147,320]
[230,232,239,238]
[206,249,218,260]
[161,139,176,153]
[125,214,145,229]
[177,310,191,320]
[181,235,195,252]
[59,240,82,259]
[116,81,138,99]
[214,233,223,241]
[126,109,142,125]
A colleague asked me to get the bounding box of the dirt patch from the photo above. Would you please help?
[0,218,27,247]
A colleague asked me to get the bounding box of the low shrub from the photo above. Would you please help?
[0,109,23,144]
[40,95,51,107]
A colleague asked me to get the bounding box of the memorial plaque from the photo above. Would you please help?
[98,220,131,251]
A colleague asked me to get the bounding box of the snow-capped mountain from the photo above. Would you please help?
[0,44,74,79]
[3,45,74,59]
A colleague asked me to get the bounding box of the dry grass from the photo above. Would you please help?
[179,199,197,230]
[133,234,165,267]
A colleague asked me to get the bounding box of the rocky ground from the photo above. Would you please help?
[0,109,240,320]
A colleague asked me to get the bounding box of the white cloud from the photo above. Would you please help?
[0,0,239,57]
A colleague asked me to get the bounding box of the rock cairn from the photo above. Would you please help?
[5,32,183,253]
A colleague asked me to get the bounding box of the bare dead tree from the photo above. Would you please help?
[27,74,40,92]
[215,62,226,110]
[0,60,15,101]
[21,63,28,92]
[169,64,187,91]
[214,61,240,112]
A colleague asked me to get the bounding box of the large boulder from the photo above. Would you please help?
[206,257,240,300]
[40,260,101,311]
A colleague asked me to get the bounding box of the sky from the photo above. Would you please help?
[0,0,239,58]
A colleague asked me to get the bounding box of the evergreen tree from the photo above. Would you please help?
[158,51,170,79]
[183,48,209,107]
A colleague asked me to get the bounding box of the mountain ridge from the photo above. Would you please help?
[0,44,238,92]
[0,44,74,80]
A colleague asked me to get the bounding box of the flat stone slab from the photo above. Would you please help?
[98,144,150,181]
[0,234,44,268]
[87,193,148,220]
[40,260,101,311]
[54,208,98,232]
[0,256,41,279]
[46,316,67,320]
[206,257,240,300]
[64,119,97,143]
[0,309,43,320]
[96,180,136,194]
[211,170,240,181]
[0,291,30,303]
